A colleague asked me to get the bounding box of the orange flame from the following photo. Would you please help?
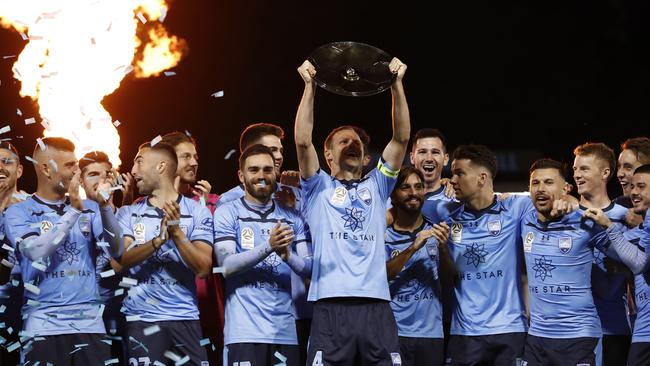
[0,0,186,167]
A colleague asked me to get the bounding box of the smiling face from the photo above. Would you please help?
[573,154,610,197]
[175,142,199,184]
[252,135,284,176]
[410,137,448,189]
[239,152,277,203]
[630,172,650,215]
[0,149,22,190]
[530,167,569,217]
[391,172,425,214]
[617,149,643,197]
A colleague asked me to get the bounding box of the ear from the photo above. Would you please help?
[40,162,51,179]
[16,164,23,180]
[238,169,244,184]
[324,148,333,163]
[157,161,166,174]
[602,167,611,181]
[443,153,449,167]
[409,151,415,165]
[478,171,488,187]
[562,181,571,195]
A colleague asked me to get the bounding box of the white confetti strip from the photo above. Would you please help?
[0,305,5,313]
[153,362,165,366]
[275,351,287,362]
[36,138,46,150]
[224,149,237,160]
[20,32,28,40]
[164,350,181,362]
[211,90,224,98]
[163,71,176,76]
[1,244,13,252]
[123,65,134,75]
[150,135,162,146]
[24,283,40,295]
[136,12,147,24]
[143,325,160,336]
[48,159,58,172]
[100,269,115,278]
[97,241,109,247]
[212,267,225,274]
[126,315,141,322]
[31,261,47,272]
[16,108,22,116]
[122,277,138,286]
[199,338,210,346]
[114,289,124,296]
[6,341,20,352]
[113,120,121,127]
[159,7,167,22]
[104,358,119,365]
[0,126,10,134]
[166,220,180,226]
[26,299,40,306]
[175,356,190,365]
[25,156,38,164]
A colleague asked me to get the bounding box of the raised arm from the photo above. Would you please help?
[295,60,320,179]
[381,58,410,170]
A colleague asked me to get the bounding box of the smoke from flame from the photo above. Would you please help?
[0,0,186,167]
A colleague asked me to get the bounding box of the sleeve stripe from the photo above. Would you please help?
[377,159,399,178]
[191,239,213,246]
[214,236,237,243]
[20,232,39,240]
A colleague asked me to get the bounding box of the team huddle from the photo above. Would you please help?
[0,57,649,366]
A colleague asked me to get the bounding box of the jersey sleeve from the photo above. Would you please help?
[213,204,238,245]
[190,204,214,245]
[368,158,399,202]
[507,194,535,220]
[117,205,133,239]
[4,204,38,249]
[300,169,329,218]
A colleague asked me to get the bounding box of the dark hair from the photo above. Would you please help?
[529,158,568,181]
[634,164,650,175]
[622,137,650,165]
[138,141,178,175]
[393,166,424,190]
[412,128,447,153]
[324,125,371,152]
[239,123,284,152]
[573,142,616,181]
[452,144,498,178]
[34,137,75,155]
[161,131,196,148]
[0,141,20,159]
[79,151,111,173]
[239,144,276,169]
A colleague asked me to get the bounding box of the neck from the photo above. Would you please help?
[149,179,178,207]
[393,209,423,232]
[425,178,442,194]
[35,183,66,203]
[579,188,610,209]
[536,211,554,222]
[0,186,17,211]
[332,166,362,181]
[465,189,494,211]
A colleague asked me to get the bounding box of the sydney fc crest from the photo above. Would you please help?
[487,220,501,236]
[357,188,372,205]
[558,237,572,254]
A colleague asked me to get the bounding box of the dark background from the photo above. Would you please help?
[1,0,649,196]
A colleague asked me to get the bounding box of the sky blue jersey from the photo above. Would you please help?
[628,222,650,343]
[117,195,213,322]
[4,196,106,336]
[213,197,308,345]
[385,219,443,338]
[521,210,610,338]
[301,160,398,301]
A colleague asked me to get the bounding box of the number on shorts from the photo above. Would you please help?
[128,357,151,366]
[312,350,323,366]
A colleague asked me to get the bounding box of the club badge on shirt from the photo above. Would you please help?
[78,215,91,237]
[330,187,348,206]
[357,188,372,206]
[558,237,572,254]
[241,227,255,250]
[524,232,534,253]
[488,219,501,236]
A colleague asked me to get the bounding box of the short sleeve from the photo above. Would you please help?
[213,204,238,244]
[190,204,214,244]
[117,205,134,239]
[4,204,38,250]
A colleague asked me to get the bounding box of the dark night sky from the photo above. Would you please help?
[1,0,649,195]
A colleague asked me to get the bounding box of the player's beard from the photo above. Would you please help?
[394,195,423,215]
[338,143,363,175]
[245,178,277,203]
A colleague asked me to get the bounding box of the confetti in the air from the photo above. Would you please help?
[211,90,224,98]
